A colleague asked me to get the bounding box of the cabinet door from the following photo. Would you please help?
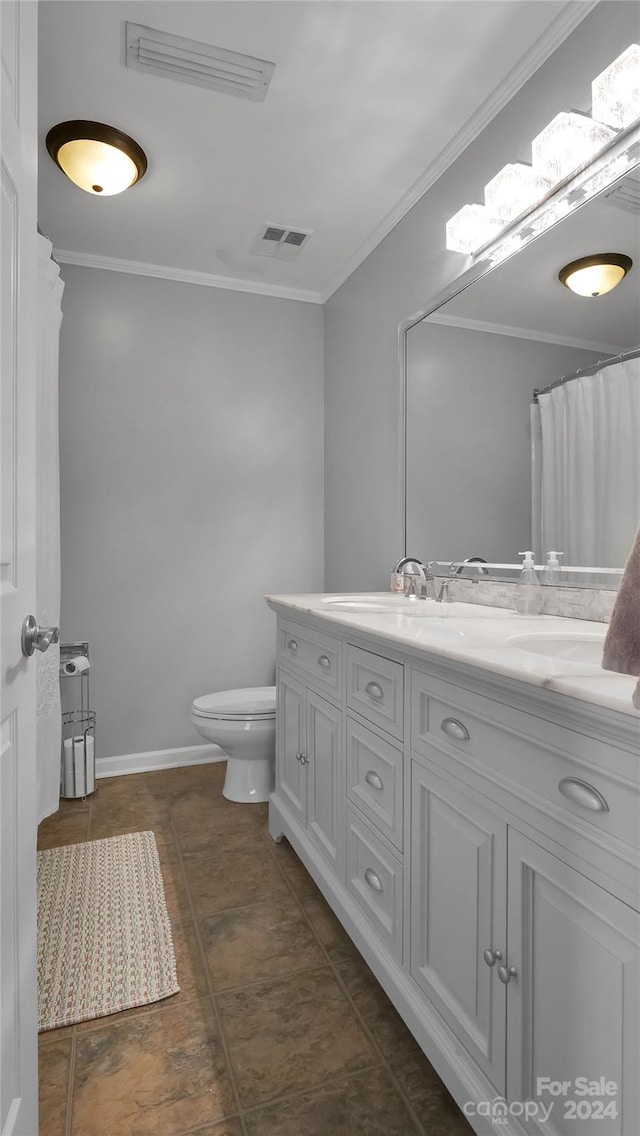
[307,690,343,874]
[276,669,307,825]
[411,759,507,1092]
[507,831,640,1136]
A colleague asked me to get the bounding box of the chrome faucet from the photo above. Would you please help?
[394,556,435,600]
[450,556,489,578]
[436,580,452,603]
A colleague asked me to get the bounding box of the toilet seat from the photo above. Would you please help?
[191,686,276,721]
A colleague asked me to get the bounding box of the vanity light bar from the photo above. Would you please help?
[445,43,640,255]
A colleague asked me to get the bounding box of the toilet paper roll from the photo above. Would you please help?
[62,734,95,797]
[63,656,90,676]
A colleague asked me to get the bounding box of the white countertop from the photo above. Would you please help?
[266,593,640,720]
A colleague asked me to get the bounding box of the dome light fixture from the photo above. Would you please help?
[558,253,632,297]
[45,120,147,196]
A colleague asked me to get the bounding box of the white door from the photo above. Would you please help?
[506,830,640,1136]
[1,3,40,1133]
[275,669,307,825]
[306,690,342,874]
[410,759,507,1092]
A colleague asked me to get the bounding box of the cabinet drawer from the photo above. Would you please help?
[345,805,403,961]
[411,670,640,857]
[346,718,403,851]
[278,621,342,700]
[347,645,404,740]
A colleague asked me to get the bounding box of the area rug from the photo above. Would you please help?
[37,831,179,1031]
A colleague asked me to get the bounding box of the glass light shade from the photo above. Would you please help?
[532,112,617,184]
[56,139,139,195]
[445,203,502,254]
[559,254,632,297]
[592,44,640,130]
[484,162,552,222]
[46,122,147,196]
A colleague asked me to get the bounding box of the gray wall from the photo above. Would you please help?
[405,323,599,562]
[59,268,324,758]
[324,3,640,590]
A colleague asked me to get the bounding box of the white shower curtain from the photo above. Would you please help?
[534,356,640,567]
[36,236,64,822]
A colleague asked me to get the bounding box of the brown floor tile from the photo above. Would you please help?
[269,842,320,899]
[190,1122,244,1136]
[38,811,90,850]
[217,968,378,1108]
[172,920,210,998]
[244,1067,420,1135]
[175,803,267,857]
[163,762,226,793]
[337,957,423,1063]
[298,892,360,962]
[391,1057,474,1134]
[199,896,325,991]
[184,847,289,918]
[72,997,235,1136]
[155,834,192,923]
[39,1034,72,1136]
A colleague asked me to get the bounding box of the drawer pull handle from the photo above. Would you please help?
[364,868,383,893]
[483,948,503,967]
[497,964,517,985]
[296,752,309,766]
[558,777,608,813]
[318,655,331,669]
[364,770,384,791]
[287,639,298,650]
[441,717,470,742]
[365,681,384,701]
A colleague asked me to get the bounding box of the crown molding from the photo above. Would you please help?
[320,0,599,303]
[53,248,324,304]
[426,310,624,356]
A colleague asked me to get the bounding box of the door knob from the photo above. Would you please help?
[497,964,518,985]
[21,615,59,657]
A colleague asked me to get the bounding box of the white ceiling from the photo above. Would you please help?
[38,0,586,302]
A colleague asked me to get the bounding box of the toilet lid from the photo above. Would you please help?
[191,686,276,720]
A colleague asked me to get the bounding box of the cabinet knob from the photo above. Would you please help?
[364,868,383,893]
[441,717,470,742]
[318,655,331,669]
[558,777,608,813]
[364,770,384,791]
[287,639,298,650]
[296,752,309,766]
[497,964,517,985]
[365,681,384,701]
[483,948,503,967]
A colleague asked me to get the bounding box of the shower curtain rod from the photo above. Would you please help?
[532,344,640,403]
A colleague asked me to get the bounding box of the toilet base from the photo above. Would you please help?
[223,754,274,803]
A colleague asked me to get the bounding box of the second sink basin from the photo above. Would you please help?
[507,632,605,665]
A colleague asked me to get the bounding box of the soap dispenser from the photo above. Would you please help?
[546,550,563,586]
[513,551,543,615]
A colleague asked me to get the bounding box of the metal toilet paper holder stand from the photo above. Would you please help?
[60,642,96,799]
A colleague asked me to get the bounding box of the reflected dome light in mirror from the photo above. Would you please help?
[46,121,147,195]
[558,253,632,297]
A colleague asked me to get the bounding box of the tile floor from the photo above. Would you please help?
[38,763,473,1136]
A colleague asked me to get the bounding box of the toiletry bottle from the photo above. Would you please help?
[546,550,563,587]
[513,551,543,615]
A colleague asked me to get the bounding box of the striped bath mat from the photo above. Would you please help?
[37,831,179,1031]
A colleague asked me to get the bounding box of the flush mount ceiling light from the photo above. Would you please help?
[445,42,640,257]
[45,121,147,196]
[558,253,632,297]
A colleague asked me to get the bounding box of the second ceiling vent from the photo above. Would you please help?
[126,23,275,102]
[251,225,313,260]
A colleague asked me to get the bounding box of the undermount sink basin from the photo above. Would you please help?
[319,595,514,618]
[507,632,605,665]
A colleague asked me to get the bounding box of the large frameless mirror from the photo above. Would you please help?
[404,157,640,588]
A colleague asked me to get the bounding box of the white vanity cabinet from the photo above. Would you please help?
[268,603,640,1136]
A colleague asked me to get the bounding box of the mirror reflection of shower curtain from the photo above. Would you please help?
[532,357,640,567]
[36,236,64,821]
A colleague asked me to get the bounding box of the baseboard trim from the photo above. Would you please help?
[96,743,226,778]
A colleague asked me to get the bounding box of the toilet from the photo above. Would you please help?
[190,686,276,803]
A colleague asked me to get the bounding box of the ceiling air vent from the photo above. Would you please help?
[604,172,640,216]
[251,225,313,260]
[125,23,275,102]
